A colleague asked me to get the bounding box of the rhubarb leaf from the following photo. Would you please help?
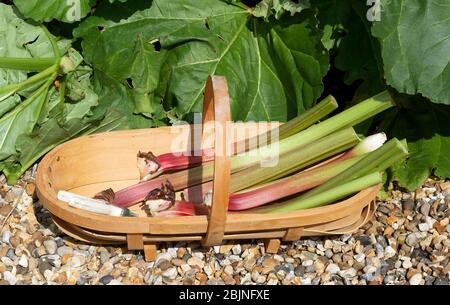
[0,3,70,90]
[74,0,328,122]
[372,0,450,104]
[387,95,450,190]
[0,82,50,160]
[13,0,95,23]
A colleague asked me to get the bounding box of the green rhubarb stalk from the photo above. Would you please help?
[295,138,408,201]
[230,127,360,192]
[232,91,394,170]
[278,95,338,140]
[263,172,382,213]
[40,24,61,58]
[0,57,57,72]
[0,64,59,102]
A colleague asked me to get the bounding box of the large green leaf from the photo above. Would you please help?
[0,4,66,85]
[0,82,50,160]
[372,0,450,104]
[387,94,450,190]
[74,0,329,122]
[13,0,94,23]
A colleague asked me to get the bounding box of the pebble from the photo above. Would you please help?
[18,254,28,268]
[406,233,420,247]
[187,256,204,269]
[3,271,17,285]
[43,240,57,255]
[100,275,114,285]
[325,263,340,274]
[338,268,357,278]
[2,231,12,243]
[231,244,242,255]
[418,223,430,232]
[409,273,422,285]
[99,251,111,264]
[162,267,178,280]
[420,202,431,216]
[402,199,415,212]
[57,246,74,257]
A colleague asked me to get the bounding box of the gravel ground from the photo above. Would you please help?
[0,168,449,285]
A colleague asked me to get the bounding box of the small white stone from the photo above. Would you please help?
[192,252,204,260]
[18,254,28,268]
[3,271,17,285]
[204,265,213,276]
[418,223,429,232]
[354,253,365,263]
[56,246,73,257]
[301,277,312,285]
[384,246,396,259]
[161,267,177,280]
[187,256,205,269]
[1,257,14,267]
[231,244,242,255]
[364,265,377,274]
[69,255,86,268]
[409,273,422,285]
[316,244,326,252]
[302,260,313,267]
[43,240,57,255]
[273,255,284,262]
[180,264,191,273]
[2,231,12,243]
[166,248,177,258]
[156,252,173,262]
[338,268,357,278]
[325,263,340,274]
[402,260,413,269]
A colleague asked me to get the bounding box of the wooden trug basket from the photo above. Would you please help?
[36,76,380,261]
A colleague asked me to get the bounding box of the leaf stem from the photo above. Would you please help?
[0,57,57,72]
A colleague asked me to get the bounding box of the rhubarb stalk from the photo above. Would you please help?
[137,95,338,179]
[225,132,386,210]
[112,93,394,207]
[262,172,383,213]
[113,127,360,207]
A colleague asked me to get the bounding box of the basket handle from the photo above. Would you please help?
[200,76,231,247]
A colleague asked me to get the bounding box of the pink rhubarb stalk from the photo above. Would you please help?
[153,201,210,217]
[137,150,214,181]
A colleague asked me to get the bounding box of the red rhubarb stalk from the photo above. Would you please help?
[151,201,210,217]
